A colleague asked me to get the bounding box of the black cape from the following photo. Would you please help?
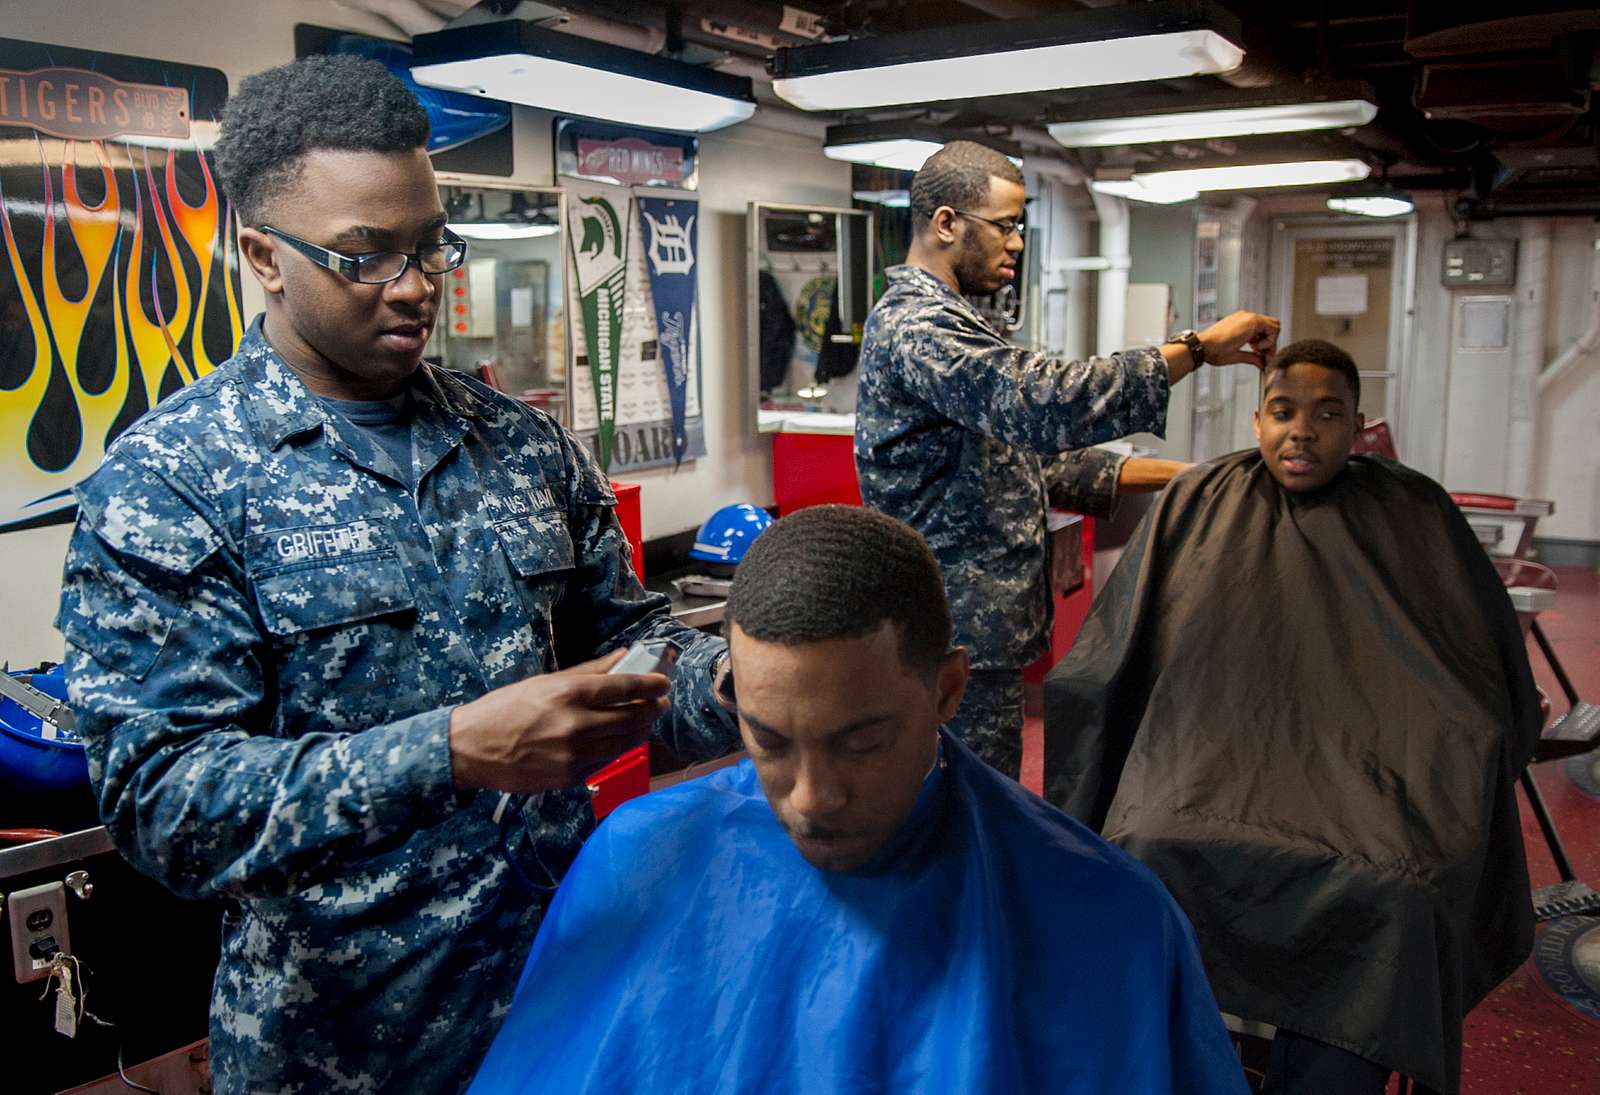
[1043,452,1541,1094]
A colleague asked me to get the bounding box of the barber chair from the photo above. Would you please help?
[1353,424,1600,920]
[1352,418,1399,460]
[1496,559,1600,919]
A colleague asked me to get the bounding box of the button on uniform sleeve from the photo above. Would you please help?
[896,304,1171,454]
[57,450,462,901]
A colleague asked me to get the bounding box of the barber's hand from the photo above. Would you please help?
[1199,311,1280,370]
[448,649,671,794]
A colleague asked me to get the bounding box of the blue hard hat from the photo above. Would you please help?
[689,504,774,566]
[0,665,88,795]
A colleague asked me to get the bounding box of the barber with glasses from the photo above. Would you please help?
[855,142,1280,780]
[57,56,738,1093]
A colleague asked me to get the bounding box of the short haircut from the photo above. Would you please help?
[725,505,954,676]
[214,54,430,224]
[1265,338,1361,406]
[910,140,1024,223]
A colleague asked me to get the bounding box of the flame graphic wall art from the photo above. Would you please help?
[0,43,238,533]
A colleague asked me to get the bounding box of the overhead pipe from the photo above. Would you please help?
[1087,186,1131,356]
[1505,219,1550,498]
[531,8,666,54]
[951,0,1053,17]
[1459,197,1600,220]
[1011,124,1087,179]
[1034,175,1095,361]
[1051,256,1115,271]
[1538,234,1600,392]
[449,3,665,52]
[706,52,774,83]
[462,1,812,60]
[531,0,818,56]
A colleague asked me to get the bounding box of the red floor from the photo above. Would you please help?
[1021,565,1600,1093]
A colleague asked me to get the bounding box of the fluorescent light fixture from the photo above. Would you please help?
[1142,158,1371,191]
[1325,181,1414,218]
[1093,158,1373,204]
[824,122,1023,172]
[411,21,756,133]
[1327,194,1413,217]
[1048,84,1377,147]
[829,138,945,171]
[1089,178,1200,205]
[771,0,1244,111]
[1052,98,1376,146]
[451,222,560,240]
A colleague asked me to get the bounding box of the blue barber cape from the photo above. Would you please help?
[469,731,1246,1094]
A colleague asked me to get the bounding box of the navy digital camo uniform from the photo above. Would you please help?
[855,265,1169,773]
[57,320,739,1093]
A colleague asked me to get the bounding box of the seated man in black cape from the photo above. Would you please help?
[1043,339,1541,1095]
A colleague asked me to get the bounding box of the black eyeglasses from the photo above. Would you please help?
[259,225,468,284]
[951,210,1025,238]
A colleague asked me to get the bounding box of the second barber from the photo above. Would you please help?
[855,140,1280,779]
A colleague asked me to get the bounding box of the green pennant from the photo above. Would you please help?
[567,183,631,471]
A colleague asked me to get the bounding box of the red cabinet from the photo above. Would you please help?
[771,431,862,515]
[592,481,648,821]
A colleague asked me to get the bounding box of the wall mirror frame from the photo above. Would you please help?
[748,202,875,432]
[430,178,570,425]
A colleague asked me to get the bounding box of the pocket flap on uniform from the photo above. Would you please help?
[254,551,416,636]
[495,514,576,579]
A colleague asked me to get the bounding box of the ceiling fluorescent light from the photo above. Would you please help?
[1326,183,1414,218]
[1092,158,1373,204]
[1327,195,1413,217]
[824,122,1023,171]
[828,138,945,172]
[411,21,756,133]
[771,0,1244,111]
[1139,158,1372,193]
[1048,83,1378,147]
[1090,178,1200,205]
[1052,98,1376,146]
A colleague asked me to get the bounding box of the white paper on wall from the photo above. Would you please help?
[509,287,534,328]
[1314,274,1368,316]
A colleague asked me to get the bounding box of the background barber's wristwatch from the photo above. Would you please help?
[1165,329,1205,369]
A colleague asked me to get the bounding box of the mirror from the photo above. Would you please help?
[849,164,1029,336]
[429,184,567,421]
[748,203,874,430]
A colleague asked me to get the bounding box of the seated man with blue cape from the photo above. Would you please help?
[470,505,1247,1094]
[1044,340,1541,1095]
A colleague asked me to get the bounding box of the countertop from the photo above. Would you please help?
[646,566,727,630]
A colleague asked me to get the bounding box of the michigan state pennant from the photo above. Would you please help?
[636,193,698,466]
[567,179,632,471]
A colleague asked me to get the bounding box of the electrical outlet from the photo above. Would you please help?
[8,881,70,984]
